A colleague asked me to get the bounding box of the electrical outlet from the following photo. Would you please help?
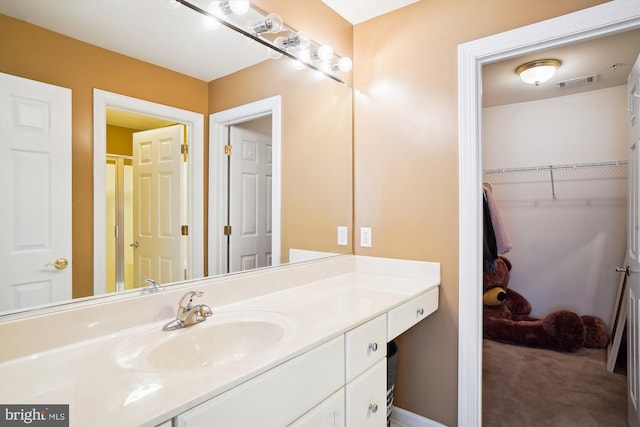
[337,226,348,246]
[360,227,372,247]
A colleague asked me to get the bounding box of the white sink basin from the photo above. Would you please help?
[113,310,298,372]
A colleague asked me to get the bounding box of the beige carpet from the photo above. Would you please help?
[482,339,628,427]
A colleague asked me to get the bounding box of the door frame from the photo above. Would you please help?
[458,2,640,425]
[208,96,282,276]
[93,89,204,295]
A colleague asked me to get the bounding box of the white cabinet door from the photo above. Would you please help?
[345,314,386,382]
[345,358,387,427]
[289,389,345,427]
[175,336,344,427]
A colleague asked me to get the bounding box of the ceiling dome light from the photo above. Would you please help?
[516,59,561,85]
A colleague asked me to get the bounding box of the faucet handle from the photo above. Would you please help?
[199,304,213,318]
[179,291,204,309]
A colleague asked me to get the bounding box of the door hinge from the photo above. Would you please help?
[224,144,232,156]
[181,143,188,163]
[224,225,232,236]
[181,225,188,236]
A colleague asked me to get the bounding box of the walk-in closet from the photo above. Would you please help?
[481,48,631,425]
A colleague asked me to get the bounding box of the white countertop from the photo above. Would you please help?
[0,256,440,427]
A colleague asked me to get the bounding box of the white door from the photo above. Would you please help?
[0,72,72,310]
[229,123,272,273]
[627,53,640,427]
[132,124,184,286]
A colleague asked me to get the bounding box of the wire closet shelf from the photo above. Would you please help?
[482,160,628,200]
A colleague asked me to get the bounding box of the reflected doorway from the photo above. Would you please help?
[208,96,282,277]
[93,89,205,296]
[224,116,273,273]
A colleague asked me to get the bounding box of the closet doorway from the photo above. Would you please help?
[480,45,631,424]
[457,3,640,425]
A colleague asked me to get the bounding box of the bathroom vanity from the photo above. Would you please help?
[0,255,440,426]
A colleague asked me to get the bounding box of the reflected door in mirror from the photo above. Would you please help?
[132,124,186,286]
[228,119,273,273]
[0,73,72,310]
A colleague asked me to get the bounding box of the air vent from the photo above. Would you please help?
[557,74,599,90]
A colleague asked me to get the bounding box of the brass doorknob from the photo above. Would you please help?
[44,258,69,270]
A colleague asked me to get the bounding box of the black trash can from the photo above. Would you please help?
[387,340,399,427]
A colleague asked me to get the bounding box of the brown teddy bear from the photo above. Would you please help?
[483,256,609,352]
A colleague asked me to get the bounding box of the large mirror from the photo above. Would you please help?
[0,0,353,316]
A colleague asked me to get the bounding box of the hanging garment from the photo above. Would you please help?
[483,183,512,255]
[483,189,498,272]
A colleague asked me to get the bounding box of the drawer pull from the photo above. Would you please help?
[416,307,425,316]
[368,342,378,352]
[368,403,378,414]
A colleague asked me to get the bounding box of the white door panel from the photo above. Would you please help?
[133,125,184,286]
[229,124,272,273]
[0,72,72,311]
[627,53,640,427]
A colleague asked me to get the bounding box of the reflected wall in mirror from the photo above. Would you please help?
[0,0,353,317]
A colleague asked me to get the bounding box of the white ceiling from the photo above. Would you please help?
[321,0,419,25]
[483,29,640,107]
[1,0,636,108]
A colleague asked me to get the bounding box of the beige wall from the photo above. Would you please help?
[208,58,353,262]
[352,1,608,425]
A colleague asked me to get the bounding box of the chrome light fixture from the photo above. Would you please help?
[249,12,283,34]
[275,31,311,50]
[217,0,250,16]
[516,59,561,85]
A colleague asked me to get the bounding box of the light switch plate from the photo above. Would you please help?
[337,226,348,246]
[360,227,372,247]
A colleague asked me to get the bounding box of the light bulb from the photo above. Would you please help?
[332,57,352,72]
[298,50,311,62]
[218,0,250,16]
[278,32,310,50]
[202,14,220,29]
[317,45,334,62]
[250,13,283,34]
[295,32,310,50]
[268,45,283,60]
[203,2,222,27]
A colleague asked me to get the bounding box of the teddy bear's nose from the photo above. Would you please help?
[497,291,506,301]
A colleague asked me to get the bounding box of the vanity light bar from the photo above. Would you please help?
[175,0,350,83]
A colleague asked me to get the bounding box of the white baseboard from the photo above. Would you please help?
[391,406,448,427]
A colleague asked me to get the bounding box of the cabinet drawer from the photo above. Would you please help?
[175,335,345,427]
[289,388,345,427]
[387,287,438,341]
[345,314,386,382]
[345,358,386,427]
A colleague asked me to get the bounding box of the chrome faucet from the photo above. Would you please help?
[163,291,213,331]
[140,278,163,294]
